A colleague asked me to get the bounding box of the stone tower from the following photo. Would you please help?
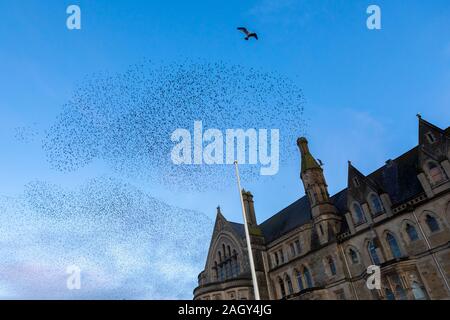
[297,137,342,244]
[241,190,270,299]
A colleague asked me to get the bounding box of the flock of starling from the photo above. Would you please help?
[0,177,213,298]
[2,27,308,298]
[43,59,306,191]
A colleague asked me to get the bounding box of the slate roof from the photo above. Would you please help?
[229,221,246,238]
[228,146,424,245]
[366,147,422,206]
[259,196,313,243]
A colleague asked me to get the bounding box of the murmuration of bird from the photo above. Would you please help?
[43,60,307,191]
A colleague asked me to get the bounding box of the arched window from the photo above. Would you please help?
[386,233,402,259]
[233,258,240,276]
[294,240,301,255]
[289,243,296,257]
[232,250,240,276]
[218,265,224,281]
[406,224,419,241]
[425,214,440,233]
[368,240,381,265]
[274,252,280,266]
[412,281,427,300]
[319,224,324,235]
[217,245,240,281]
[385,288,395,300]
[285,275,293,295]
[395,285,407,300]
[370,193,384,214]
[327,257,337,275]
[279,249,285,263]
[427,162,445,184]
[348,248,359,264]
[229,259,235,276]
[278,277,286,298]
[213,261,218,280]
[296,270,304,291]
[353,203,365,224]
[225,261,231,278]
[303,267,313,288]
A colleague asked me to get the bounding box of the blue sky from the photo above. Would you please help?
[0,0,449,299]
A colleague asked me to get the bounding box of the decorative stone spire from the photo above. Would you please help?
[297,137,341,245]
[297,137,321,174]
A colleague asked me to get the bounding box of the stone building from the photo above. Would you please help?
[193,116,450,300]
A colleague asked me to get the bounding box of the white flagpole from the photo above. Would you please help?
[234,160,261,300]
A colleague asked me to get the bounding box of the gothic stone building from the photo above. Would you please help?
[193,116,450,300]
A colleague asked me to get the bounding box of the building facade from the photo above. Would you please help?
[193,116,450,300]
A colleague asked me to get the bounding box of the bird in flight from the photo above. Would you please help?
[237,27,258,41]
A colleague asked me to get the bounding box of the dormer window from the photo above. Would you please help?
[352,202,366,225]
[353,177,360,188]
[369,193,384,215]
[427,162,446,185]
[425,132,436,144]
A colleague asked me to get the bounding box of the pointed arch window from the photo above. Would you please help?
[412,281,427,300]
[279,249,285,263]
[386,233,402,259]
[225,261,231,278]
[278,277,286,298]
[289,243,296,258]
[327,256,337,275]
[395,285,407,300]
[348,248,359,264]
[285,275,293,295]
[232,250,240,276]
[274,252,280,267]
[385,288,395,300]
[296,270,304,291]
[218,265,224,281]
[217,245,239,281]
[427,162,446,184]
[406,223,419,241]
[294,240,301,255]
[303,267,313,288]
[368,240,381,265]
[425,214,440,233]
[370,193,384,215]
[213,261,219,281]
[353,203,366,225]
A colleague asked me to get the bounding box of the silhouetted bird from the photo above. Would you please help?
[318,159,324,166]
[237,27,258,41]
